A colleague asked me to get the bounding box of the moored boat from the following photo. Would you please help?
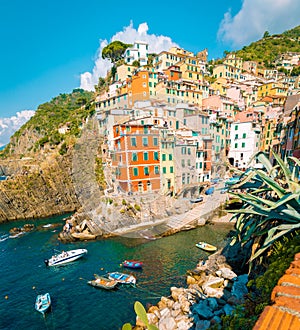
[122,260,143,269]
[88,275,118,290]
[35,293,51,315]
[195,241,217,252]
[44,248,88,266]
[108,272,136,285]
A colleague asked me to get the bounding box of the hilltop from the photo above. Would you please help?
[232,25,300,69]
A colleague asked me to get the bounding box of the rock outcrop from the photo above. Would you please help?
[134,251,248,330]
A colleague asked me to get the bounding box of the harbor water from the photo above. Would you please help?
[0,215,234,330]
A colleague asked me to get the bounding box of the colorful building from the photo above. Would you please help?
[112,120,161,193]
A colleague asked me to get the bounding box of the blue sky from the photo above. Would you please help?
[0,0,299,145]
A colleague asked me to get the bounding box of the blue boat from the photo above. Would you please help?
[35,293,51,315]
[122,260,143,269]
[205,187,215,195]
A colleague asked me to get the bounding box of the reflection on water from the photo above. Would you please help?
[0,216,234,329]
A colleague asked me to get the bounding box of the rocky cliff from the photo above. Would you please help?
[0,154,80,222]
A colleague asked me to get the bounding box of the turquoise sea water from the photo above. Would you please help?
[0,215,234,330]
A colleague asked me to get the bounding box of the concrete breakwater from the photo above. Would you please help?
[134,251,248,330]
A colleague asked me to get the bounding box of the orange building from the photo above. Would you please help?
[112,121,161,193]
[127,70,150,107]
[163,65,182,81]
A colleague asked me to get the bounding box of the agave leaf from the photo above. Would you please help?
[272,151,292,179]
[280,208,300,222]
[253,151,273,173]
[250,222,300,262]
[288,156,300,168]
[255,169,286,197]
[227,209,266,216]
[238,192,276,208]
[122,324,133,330]
[148,324,159,330]
[269,193,300,211]
[134,301,148,325]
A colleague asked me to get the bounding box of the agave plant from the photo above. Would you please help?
[228,151,300,269]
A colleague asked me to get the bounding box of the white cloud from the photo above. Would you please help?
[218,0,300,48]
[0,110,35,147]
[80,21,179,91]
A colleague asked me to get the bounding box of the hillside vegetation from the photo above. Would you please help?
[1,88,95,158]
[233,25,300,68]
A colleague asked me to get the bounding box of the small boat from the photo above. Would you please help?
[0,233,9,242]
[108,272,136,285]
[88,275,118,290]
[35,293,51,315]
[122,260,143,269]
[190,196,204,203]
[196,241,217,252]
[205,187,215,195]
[44,248,88,266]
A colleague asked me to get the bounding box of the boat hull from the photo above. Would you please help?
[108,272,136,285]
[35,293,51,315]
[122,260,143,269]
[88,276,117,290]
[45,249,87,266]
[195,242,217,252]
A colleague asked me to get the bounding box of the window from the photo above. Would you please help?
[242,142,245,148]
[143,152,149,161]
[154,166,159,174]
[181,159,185,167]
[162,167,167,174]
[242,133,246,138]
[235,143,238,148]
[181,147,186,155]
[162,154,166,161]
[153,137,158,146]
[133,168,139,176]
[235,134,238,140]
[132,153,138,161]
[154,151,159,160]
[131,137,137,147]
[169,154,173,160]
[235,125,238,130]
[143,137,148,146]
[144,126,149,134]
[187,148,191,155]
[144,166,149,175]
[170,166,173,173]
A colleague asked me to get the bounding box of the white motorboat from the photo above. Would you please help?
[44,248,88,266]
[107,272,136,285]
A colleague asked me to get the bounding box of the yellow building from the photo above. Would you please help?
[116,64,135,82]
[213,64,242,80]
[177,57,204,82]
[257,81,288,99]
[223,54,243,70]
[210,77,228,96]
[155,79,203,106]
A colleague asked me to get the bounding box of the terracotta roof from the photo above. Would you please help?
[253,253,300,330]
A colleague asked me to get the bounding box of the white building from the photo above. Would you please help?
[124,41,148,66]
[228,115,261,169]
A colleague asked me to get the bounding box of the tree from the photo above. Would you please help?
[101,40,132,64]
[132,60,140,67]
[263,31,270,38]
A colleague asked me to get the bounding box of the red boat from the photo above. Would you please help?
[122,260,143,269]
